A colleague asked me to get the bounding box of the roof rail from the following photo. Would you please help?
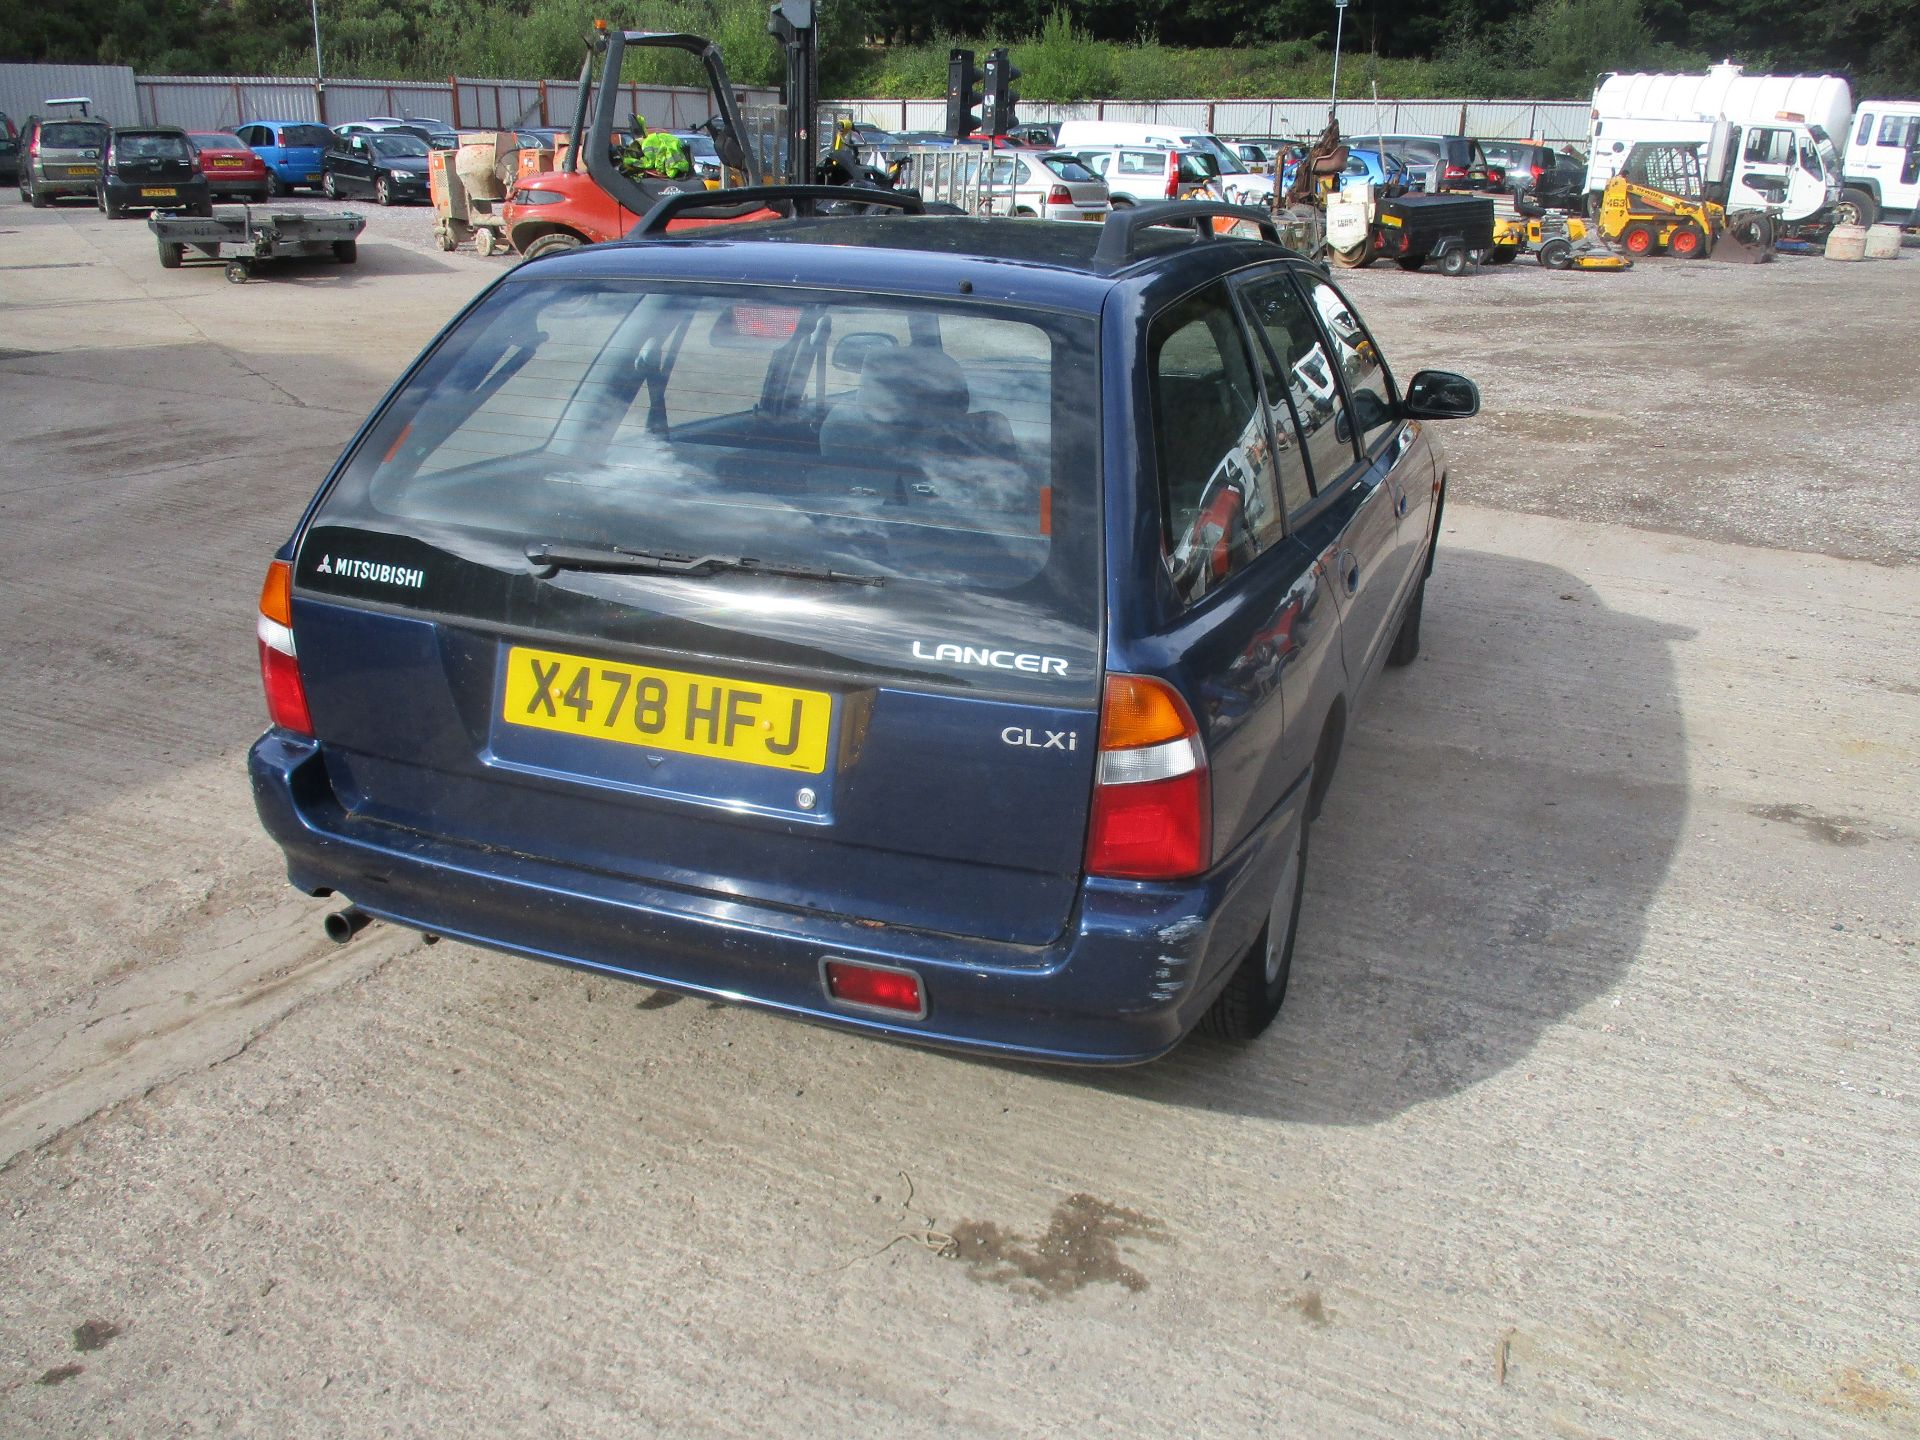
[632,185,929,237]
[1093,200,1283,270]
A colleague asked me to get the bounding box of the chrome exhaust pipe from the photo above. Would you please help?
[323,906,371,944]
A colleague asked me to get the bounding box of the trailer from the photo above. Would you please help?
[148,207,367,283]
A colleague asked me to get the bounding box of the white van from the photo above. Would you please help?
[1842,101,1920,225]
[1586,67,1844,226]
[1053,120,1273,206]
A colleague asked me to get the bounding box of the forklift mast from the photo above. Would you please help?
[768,1,817,187]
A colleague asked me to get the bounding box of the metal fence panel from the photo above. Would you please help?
[323,80,454,124]
[0,62,141,128]
[455,78,546,130]
[1463,100,1536,139]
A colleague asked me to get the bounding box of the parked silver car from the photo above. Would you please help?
[980,150,1110,221]
[18,115,112,206]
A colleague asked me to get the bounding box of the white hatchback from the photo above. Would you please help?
[980,150,1111,221]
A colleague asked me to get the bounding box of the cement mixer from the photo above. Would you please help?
[430,131,517,256]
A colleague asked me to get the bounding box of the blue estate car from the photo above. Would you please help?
[233,120,334,195]
[250,194,1477,1064]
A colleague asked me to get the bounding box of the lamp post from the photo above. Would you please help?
[310,0,325,80]
[1329,0,1348,124]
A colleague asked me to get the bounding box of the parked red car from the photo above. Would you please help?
[189,132,270,203]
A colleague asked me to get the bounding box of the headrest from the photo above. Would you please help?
[857,346,970,420]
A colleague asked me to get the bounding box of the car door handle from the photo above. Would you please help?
[1393,489,1409,518]
[1339,550,1360,595]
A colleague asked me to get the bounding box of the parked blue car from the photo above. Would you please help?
[250,193,1478,1064]
[233,120,334,195]
[1281,146,1413,197]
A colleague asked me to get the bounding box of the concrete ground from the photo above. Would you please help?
[1,198,1916,1437]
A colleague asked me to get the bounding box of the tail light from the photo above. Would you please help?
[1531,161,1545,181]
[1046,183,1072,205]
[257,559,313,736]
[1443,164,1469,180]
[1164,161,1179,199]
[1086,674,1210,881]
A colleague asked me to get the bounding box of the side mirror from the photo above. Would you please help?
[1402,370,1480,420]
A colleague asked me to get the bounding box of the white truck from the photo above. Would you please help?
[1840,100,1920,225]
[1585,64,1845,229]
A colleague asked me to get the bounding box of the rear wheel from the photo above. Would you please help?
[1394,254,1426,272]
[28,179,47,208]
[156,240,182,269]
[1538,237,1574,270]
[1439,247,1470,276]
[1834,186,1877,228]
[332,239,357,264]
[264,171,285,199]
[1485,245,1518,264]
[1621,222,1657,256]
[1329,237,1375,269]
[1667,221,1706,258]
[191,195,214,218]
[521,231,584,261]
[224,259,250,284]
[1201,804,1309,1042]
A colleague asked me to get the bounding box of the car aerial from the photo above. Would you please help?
[1076,145,1224,206]
[18,115,113,207]
[1370,133,1503,192]
[96,127,212,219]
[0,113,18,185]
[249,193,1477,1064]
[189,131,270,203]
[323,128,431,205]
[233,120,334,196]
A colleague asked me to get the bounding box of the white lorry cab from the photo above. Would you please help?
[1586,64,1847,228]
[1842,102,1920,225]
[1052,120,1274,207]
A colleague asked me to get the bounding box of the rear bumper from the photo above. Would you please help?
[250,732,1293,1064]
[104,178,209,210]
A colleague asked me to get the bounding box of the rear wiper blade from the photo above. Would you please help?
[525,541,883,587]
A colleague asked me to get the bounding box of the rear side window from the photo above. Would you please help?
[324,280,1093,596]
[1147,285,1282,603]
[1238,273,1356,494]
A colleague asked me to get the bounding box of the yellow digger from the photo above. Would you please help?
[1595,133,1776,262]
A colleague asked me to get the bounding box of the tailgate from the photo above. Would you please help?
[291,276,1104,946]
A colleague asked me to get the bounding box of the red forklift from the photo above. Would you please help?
[502,14,816,259]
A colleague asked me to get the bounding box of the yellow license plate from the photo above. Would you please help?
[70,165,100,177]
[502,645,831,774]
[212,158,243,167]
[140,187,178,198]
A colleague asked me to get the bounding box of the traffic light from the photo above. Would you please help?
[983,47,1021,139]
[946,49,982,140]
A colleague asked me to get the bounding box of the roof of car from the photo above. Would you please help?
[521,212,1299,313]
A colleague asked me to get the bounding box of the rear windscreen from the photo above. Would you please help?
[118,134,192,161]
[42,123,107,148]
[282,125,333,148]
[314,278,1100,654]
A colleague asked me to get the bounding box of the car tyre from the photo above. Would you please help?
[376,175,393,207]
[1200,802,1309,1042]
[224,259,250,284]
[265,171,284,199]
[191,196,214,218]
[1394,254,1425,272]
[28,179,47,208]
[1621,222,1657,256]
[521,231,584,261]
[1439,247,1471,277]
[157,239,183,269]
[323,171,341,200]
[332,239,358,264]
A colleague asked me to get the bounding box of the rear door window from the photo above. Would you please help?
[1294,274,1397,455]
[1236,272,1359,494]
[1146,283,1282,603]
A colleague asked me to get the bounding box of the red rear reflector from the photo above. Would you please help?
[823,960,925,1018]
